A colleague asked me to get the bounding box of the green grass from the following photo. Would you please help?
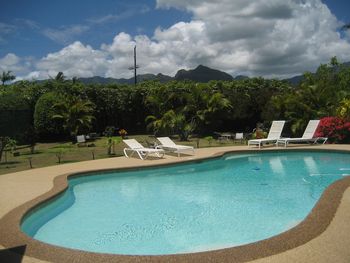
[0,135,246,175]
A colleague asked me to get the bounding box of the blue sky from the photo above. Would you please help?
[0,0,191,58]
[1,0,350,80]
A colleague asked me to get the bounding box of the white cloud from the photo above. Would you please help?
[36,41,108,78]
[42,25,90,45]
[3,0,350,80]
[0,53,26,73]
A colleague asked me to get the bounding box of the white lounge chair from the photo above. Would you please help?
[123,139,165,160]
[76,135,86,146]
[248,120,286,148]
[276,120,327,147]
[156,137,195,157]
[234,132,244,144]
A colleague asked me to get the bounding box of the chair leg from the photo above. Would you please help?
[123,149,129,158]
[136,151,145,160]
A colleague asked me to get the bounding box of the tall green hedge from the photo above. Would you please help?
[34,92,65,139]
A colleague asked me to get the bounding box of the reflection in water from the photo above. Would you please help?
[304,156,319,175]
[269,157,285,175]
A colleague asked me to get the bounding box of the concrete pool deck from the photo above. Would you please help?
[0,144,350,262]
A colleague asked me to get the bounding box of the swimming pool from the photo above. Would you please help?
[21,151,350,255]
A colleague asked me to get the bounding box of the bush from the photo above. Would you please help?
[34,92,65,139]
[315,117,350,143]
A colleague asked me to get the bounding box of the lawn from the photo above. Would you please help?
[0,135,245,175]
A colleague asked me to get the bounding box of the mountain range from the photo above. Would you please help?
[78,65,246,85]
[75,62,350,85]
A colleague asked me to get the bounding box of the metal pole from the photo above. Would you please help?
[134,46,137,86]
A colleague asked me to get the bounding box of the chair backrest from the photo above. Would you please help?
[235,133,244,139]
[76,135,85,143]
[157,137,177,147]
[267,121,285,139]
[302,120,320,139]
[123,139,144,149]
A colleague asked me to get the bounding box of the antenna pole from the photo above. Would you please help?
[134,46,137,86]
[128,46,139,86]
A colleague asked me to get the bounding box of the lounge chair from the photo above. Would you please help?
[248,121,286,148]
[76,135,86,146]
[156,137,195,157]
[276,120,327,147]
[234,133,244,144]
[123,139,165,160]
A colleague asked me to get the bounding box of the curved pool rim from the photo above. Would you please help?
[1,147,350,262]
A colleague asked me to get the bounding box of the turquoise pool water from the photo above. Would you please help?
[21,151,350,255]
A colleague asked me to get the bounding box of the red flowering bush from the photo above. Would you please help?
[315,117,350,143]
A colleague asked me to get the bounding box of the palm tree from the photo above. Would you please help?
[194,91,232,132]
[341,23,350,30]
[146,110,195,140]
[54,71,65,82]
[52,96,95,140]
[1,71,16,85]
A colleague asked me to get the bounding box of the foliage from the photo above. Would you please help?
[204,136,214,146]
[48,146,71,164]
[34,92,65,138]
[1,59,350,143]
[1,71,16,85]
[118,129,127,137]
[104,126,116,137]
[265,57,350,136]
[336,99,350,119]
[106,136,122,155]
[146,110,195,140]
[52,96,95,139]
[0,137,17,163]
[23,126,38,154]
[315,117,350,143]
[0,137,10,162]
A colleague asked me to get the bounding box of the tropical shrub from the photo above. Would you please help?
[52,95,95,139]
[315,117,350,143]
[336,99,350,119]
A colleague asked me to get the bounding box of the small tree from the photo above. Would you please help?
[1,71,16,85]
[204,136,214,146]
[23,126,38,154]
[0,137,16,163]
[48,146,70,164]
[104,126,116,155]
[0,137,10,162]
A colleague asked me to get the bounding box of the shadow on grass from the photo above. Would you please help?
[0,161,21,166]
[19,151,43,156]
[58,160,79,164]
[0,245,26,263]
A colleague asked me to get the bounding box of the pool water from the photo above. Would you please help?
[21,151,350,255]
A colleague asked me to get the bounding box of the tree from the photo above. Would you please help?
[0,71,16,85]
[0,137,10,162]
[52,96,95,139]
[341,23,350,30]
[53,71,65,82]
[146,110,195,140]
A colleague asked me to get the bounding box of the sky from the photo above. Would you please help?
[1,0,350,80]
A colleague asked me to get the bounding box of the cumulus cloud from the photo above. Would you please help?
[3,0,350,80]
[0,53,26,73]
[36,41,108,78]
[155,0,350,77]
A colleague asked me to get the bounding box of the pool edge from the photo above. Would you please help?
[1,146,350,262]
